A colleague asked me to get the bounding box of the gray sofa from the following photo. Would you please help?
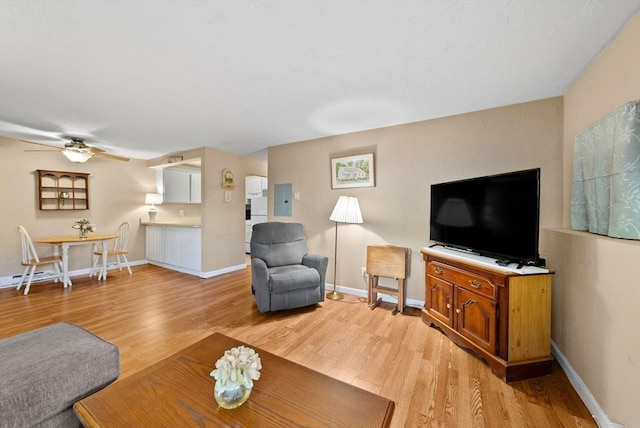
[0,322,120,428]
[250,222,328,313]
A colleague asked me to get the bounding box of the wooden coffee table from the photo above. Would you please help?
[74,333,394,427]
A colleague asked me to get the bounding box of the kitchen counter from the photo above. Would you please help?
[140,218,201,228]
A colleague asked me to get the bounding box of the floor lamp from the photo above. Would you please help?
[327,196,363,301]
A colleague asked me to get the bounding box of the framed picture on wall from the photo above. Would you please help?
[331,153,375,189]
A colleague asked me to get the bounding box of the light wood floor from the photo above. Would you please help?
[0,264,596,427]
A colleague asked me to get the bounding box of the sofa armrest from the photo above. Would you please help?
[0,323,119,428]
[302,254,328,297]
[251,257,271,312]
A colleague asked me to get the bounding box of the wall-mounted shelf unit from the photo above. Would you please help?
[37,170,90,210]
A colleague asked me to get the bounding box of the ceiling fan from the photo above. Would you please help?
[23,138,130,163]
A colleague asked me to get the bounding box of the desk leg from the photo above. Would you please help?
[368,276,381,310]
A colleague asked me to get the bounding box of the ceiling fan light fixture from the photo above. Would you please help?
[62,149,93,163]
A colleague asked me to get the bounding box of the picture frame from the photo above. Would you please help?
[331,153,375,189]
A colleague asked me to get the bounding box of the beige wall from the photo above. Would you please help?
[552,13,640,427]
[0,139,267,281]
[147,146,268,274]
[268,96,564,302]
[0,137,156,277]
[200,147,267,272]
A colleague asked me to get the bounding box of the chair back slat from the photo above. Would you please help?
[113,222,131,252]
[18,226,40,264]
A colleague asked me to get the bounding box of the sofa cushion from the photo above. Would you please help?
[269,265,320,293]
[0,322,120,428]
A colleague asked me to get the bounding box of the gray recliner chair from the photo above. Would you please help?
[250,222,328,313]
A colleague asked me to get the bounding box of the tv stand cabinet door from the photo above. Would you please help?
[456,288,497,354]
[426,276,454,327]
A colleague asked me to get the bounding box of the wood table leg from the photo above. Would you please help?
[61,243,71,287]
[99,240,108,280]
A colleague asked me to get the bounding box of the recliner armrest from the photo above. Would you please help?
[302,254,328,296]
[251,257,269,275]
[251,257,271,312]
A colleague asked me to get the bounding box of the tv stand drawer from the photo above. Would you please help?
[428,260,497,299]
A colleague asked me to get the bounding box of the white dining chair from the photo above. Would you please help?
[17,225,63,295]
[90,221,132,279]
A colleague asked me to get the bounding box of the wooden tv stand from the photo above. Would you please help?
[421,247,553,382]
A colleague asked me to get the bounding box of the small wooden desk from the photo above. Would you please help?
[74,333,394,427]
[367,245,410,314]
[36,234,117,287]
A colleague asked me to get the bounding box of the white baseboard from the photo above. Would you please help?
[1,260,248,289]
[551,341,623,428]
[0,259,148,289]
[147,260,202,276]
[147,261,247,278]
[199,263,247,278]
[330,282,425,310]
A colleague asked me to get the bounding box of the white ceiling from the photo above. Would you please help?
[1,1,638,161]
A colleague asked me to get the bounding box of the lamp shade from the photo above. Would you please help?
[330,196,363,224]
[145,193,163,205]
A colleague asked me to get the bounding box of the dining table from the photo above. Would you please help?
[35,234,117,288]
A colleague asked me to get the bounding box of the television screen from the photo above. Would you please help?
[429,168,541,265]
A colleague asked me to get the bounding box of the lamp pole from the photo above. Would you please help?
[326,220,343,300]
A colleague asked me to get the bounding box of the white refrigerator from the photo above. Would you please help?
[251,196,268,223]
[246,196,268,253]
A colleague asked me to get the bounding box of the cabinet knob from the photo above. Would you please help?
[456,309,461,314]
[434,267,444,274]
[469,279,482,289]
[446,303,451,309]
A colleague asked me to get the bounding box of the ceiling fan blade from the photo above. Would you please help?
[22,136,128,162]
[20,139,62,150]
[95,153,130,162]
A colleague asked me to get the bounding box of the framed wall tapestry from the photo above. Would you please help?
[331,153,375,189]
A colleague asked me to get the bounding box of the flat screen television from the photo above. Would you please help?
[429,168,542,266]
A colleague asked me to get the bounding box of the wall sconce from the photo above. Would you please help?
[222,168,235,189]
[145,193,163,221]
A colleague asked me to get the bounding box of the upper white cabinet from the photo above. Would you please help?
[164,167,201,204]
[190,172,201,203]
[164,168,190,203]
[246,176,268,199]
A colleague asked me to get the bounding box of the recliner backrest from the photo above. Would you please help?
[250,222,309,267]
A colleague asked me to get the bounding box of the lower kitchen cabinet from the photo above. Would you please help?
[145,225,201,273]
